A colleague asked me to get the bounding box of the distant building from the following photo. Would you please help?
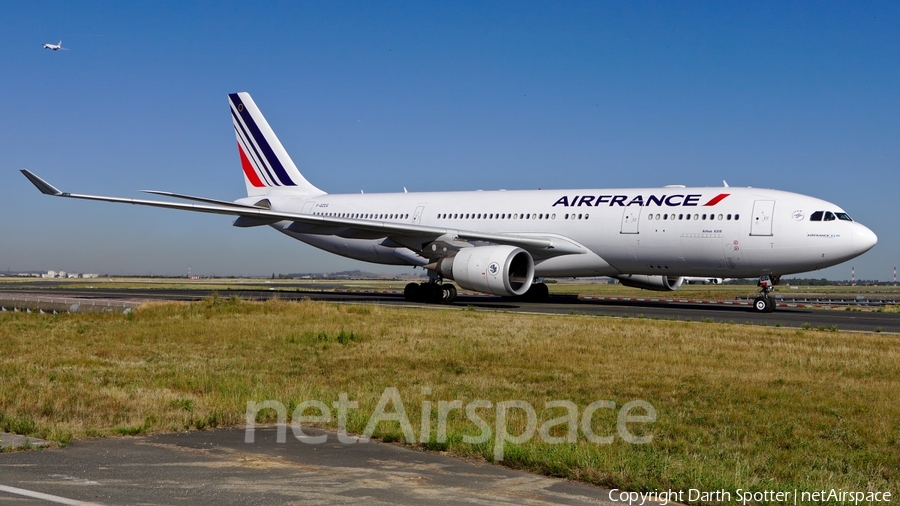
[82,273,100,279]
[67,273,79,278]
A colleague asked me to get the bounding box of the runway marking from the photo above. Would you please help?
[0,484,104,505]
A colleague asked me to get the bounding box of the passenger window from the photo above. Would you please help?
[693,214,699,220]
[824,212,836,221]
[718,214,723,220]
[648,214,653,220]
[551,214,556,219]
[578,214,583,219]
[584,213,589,219]
[734,214,739,220]
[564,214,569,219]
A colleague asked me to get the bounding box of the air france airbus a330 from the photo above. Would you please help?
[21,92,877,312]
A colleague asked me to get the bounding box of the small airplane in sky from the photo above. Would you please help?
[42,41,67,51]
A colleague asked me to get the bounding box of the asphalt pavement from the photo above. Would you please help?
[2,284,897,333]
[0,427,628,506]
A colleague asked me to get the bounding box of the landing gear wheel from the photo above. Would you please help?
[441,284,458,304]
[752,296,775,313]
[424,283,443,304]
[753,297,769,312]
[521,282,549,302]
[404,283,421,302]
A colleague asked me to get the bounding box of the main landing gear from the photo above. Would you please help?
[404,281,457,304]
[511,282,550,303]
[403,281,550,304]
[752,275,777,313]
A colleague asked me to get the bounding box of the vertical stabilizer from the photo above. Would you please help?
[228,92,326,197]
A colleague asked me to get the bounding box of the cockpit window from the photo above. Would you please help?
[824,211,836,221]
[810,211,823,221]
[836,212,853,221]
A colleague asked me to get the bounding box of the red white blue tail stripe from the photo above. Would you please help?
[230,93,295,187]
[228,92,325,196]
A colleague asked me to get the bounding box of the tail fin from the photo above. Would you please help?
[228,92,326,197]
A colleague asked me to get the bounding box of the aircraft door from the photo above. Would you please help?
[413,205,425,225]
[620,207,641,234]
[301,201,316,214]
[750,200,775,236]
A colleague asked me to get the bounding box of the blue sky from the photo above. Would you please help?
[2,2,897,279]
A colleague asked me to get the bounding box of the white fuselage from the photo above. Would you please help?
[239,186,877,279]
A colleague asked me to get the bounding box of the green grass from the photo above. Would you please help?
[0,297,898,504]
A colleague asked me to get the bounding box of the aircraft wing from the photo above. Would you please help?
[21,170,585,258]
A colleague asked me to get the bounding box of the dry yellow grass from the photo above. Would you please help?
[1,297,898,502]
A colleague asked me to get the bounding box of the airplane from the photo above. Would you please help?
[20,92,878,312]
[42,41,67,51]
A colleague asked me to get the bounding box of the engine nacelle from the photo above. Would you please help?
[434,246,534,296]
[615,274,684,291]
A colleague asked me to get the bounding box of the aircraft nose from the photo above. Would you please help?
[851,223,878,253]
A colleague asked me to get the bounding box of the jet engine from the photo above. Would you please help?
[432,245,534,296]
[615,274,684,291]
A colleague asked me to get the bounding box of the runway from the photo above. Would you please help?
[2,284,897,333]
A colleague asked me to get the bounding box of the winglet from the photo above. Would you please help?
[20,170,63,196]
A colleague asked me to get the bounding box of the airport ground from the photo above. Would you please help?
[1,281,898,505]
[2,277,898,333]
[0,427,618,505]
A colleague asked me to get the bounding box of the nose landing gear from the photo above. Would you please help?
[753,275,778,313]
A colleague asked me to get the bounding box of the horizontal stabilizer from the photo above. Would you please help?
[141,190,258,208]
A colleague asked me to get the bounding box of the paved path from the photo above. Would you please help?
[0,427,642,505]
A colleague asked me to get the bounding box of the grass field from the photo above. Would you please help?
[1,297,898,504]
